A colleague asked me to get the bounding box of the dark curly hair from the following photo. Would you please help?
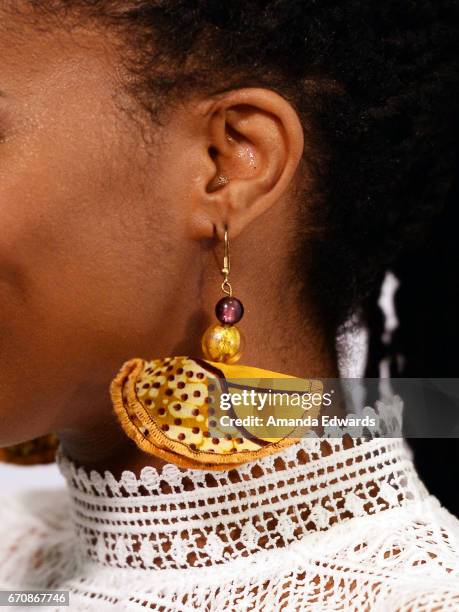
[30,0,459,360]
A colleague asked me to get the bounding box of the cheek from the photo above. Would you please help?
[0,121,175,440]
[0,135,128,328]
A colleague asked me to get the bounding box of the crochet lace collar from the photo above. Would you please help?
[56,395,428,572]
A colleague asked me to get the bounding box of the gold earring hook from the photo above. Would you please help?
[221,227,232,297]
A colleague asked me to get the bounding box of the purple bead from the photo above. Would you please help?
[215,297,244,325]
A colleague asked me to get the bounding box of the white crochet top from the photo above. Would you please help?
[1,402,459,610]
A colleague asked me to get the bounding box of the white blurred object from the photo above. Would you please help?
[379,271,400,343]
[0,462,64,492]
[338,270,399,379]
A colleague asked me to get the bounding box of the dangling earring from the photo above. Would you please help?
[109,226,319,470]
[201,227,245,364]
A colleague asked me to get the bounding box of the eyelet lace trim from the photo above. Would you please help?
[54,397,425,572]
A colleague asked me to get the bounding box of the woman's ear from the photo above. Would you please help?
[188,88,304,240]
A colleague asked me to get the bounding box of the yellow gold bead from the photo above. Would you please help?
[201,323,244,364]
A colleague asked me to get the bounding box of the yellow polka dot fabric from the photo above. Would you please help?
[110,356,321,470]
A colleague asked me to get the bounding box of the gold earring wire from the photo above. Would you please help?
[221,227,232,297]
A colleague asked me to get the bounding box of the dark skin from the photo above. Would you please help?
[0,8,339,476]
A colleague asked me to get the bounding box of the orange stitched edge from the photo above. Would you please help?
[110,358,300,471]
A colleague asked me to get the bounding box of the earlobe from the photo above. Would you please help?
[199,88,304,239]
